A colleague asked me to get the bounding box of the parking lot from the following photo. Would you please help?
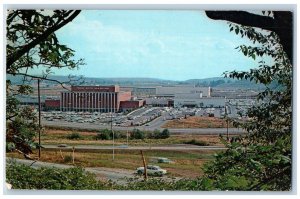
[41,99,255,128]
[42,107,165,127]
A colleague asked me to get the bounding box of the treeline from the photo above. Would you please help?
[93,128,170,140]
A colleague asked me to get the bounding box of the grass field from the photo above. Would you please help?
[7,149,218,178]
[162,116,233,129]
[7,128,225,178]
[39,128,223,146]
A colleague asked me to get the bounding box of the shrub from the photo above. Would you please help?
[66,132,81,140]
[184,139,209,146]
[95,132,111,140]
[6,162,113,190]
[130,129,145,139]
[147,129,170,139]
[64,155,72,163]
[147,129,160,139]
[160,129,170,139]
[94,129,126,140]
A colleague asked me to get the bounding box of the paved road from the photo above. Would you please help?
[6,158,180,185]
[43,120,244,135]
[43,144,226,151]
[6,158,136,184]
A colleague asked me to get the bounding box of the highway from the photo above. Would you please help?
[42,144,226,151]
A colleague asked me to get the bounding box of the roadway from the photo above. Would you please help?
[42,144,226,151]
[43,119,244,135]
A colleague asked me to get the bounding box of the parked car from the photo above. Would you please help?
[136,165,167,176]
[157,157,173,164]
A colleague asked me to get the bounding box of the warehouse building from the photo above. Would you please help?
[156,86,211,98]
[174,93,225,108]
[60,85,132,112]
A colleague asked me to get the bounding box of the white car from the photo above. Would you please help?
[136,165,167,176]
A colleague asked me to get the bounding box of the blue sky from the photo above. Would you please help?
[52,10,264,81]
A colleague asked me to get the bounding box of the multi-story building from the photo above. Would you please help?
[60,85,131,112]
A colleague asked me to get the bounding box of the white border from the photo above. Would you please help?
[1,1,298,199]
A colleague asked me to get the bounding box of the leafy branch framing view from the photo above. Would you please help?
[5,10,293,191]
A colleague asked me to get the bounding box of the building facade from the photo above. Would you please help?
[60,85,131,112]
[156,86,211,98]
[174,93,225,108]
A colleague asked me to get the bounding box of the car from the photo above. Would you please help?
[157,157,173,164]
[136,165,167,176]
[57,144,68,148]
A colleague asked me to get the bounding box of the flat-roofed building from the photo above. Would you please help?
[174,93,225,108]
[156,86,211,98]
[60,85,131,112]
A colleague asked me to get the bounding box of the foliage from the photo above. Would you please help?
[94,129,126,140]
[147,129,170,139]
[130,129,145,140]
[119,177,214,191]
[66,132,82,140]
[202,12,292,191]
[6,10,83,154]
[63,155,73,163]
[184,139,209,146]
[6,162,114,190]
[160,129,170,139]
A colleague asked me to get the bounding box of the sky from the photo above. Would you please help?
[50,10,265,81]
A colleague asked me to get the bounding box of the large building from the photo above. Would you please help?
[174,93,225,108]
[156,86,211,98]
[60,85,132,112]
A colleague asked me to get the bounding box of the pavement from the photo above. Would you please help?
[6,158,180,185]
[43,119,244,135]
[43,144,226,151]
[6,157,136,185]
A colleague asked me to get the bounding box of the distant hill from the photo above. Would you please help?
[6,74,178,87]
[7,74,266,90]
[183,77,265,90]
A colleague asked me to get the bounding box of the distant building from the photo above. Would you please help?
[120,99,145,111]
[145,98,174,107]
[60,85,131,112]
[174,93,225,108]
[45,99,60,111]
[156,86,211,98]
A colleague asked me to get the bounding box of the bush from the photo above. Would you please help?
[147,129,170,139]
[66,132,81,140]
[64,155,72,163]
[147,129,160,139]
[184,139,209,146]
[130,129,145,139]
[6,162,113,190]
[160,129,170,139]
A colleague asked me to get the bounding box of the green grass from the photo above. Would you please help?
[7,148,218,178]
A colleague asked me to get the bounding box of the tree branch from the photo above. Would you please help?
[205,11,293,61]
[206,11,277,31]
[7,10,81,67]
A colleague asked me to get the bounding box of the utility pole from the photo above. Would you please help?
[225,104,229,141]
[111,112,114,160]
[126,130,129,146]
[37,78,41,159]
[140,150,147,180]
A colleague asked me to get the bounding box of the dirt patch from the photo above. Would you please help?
[162,116,233,129]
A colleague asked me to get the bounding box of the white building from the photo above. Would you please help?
[174,93,225,108]
[156,86,210,98]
